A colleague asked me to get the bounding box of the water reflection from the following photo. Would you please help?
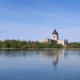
[41,49,69,66]
[0,49,80,66]
[0,49,80,80]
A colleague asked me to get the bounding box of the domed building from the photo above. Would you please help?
[40,29,68,47]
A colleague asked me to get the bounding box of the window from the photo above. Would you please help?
[53,36,55,38]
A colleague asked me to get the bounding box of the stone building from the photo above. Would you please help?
[40,29,68,47]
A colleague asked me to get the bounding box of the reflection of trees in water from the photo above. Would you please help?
[0,49,80,64]
[0,50,40,57]
[0,51,27,57]
[68,50,80,56]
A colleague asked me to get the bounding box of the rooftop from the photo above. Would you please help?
[52,29,58,35]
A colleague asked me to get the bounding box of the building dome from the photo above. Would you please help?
[52,29,58,35]
[64,39,68,44]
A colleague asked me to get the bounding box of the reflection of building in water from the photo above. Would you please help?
[41,49,68,66]
[58,49,68,58]
[52,50,58,66]
[41,50,58,66]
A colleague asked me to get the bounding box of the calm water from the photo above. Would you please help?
[0,49,80,80]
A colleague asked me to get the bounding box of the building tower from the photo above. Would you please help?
[52,29,59,40]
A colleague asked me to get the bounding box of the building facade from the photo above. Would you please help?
[40,29,68,47]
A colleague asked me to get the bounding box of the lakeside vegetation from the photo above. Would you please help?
[0,40,80,49]
[0,40,63,49]
[67,42,80,48]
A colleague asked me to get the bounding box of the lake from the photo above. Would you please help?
[0,49,80,80]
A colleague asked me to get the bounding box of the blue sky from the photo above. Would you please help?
[0,0,80,42]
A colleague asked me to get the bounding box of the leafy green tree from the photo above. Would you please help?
[22,45,27,49]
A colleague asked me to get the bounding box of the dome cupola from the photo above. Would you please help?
[52,29,58,35]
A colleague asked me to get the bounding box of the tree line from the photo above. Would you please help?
[0,39,63,49]
[67,42,80,48]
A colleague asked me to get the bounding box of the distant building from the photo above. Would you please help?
[40,29,68,47]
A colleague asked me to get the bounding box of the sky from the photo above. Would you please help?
[0,0,80,42]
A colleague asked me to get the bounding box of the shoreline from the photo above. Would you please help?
[0,48,80,50]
